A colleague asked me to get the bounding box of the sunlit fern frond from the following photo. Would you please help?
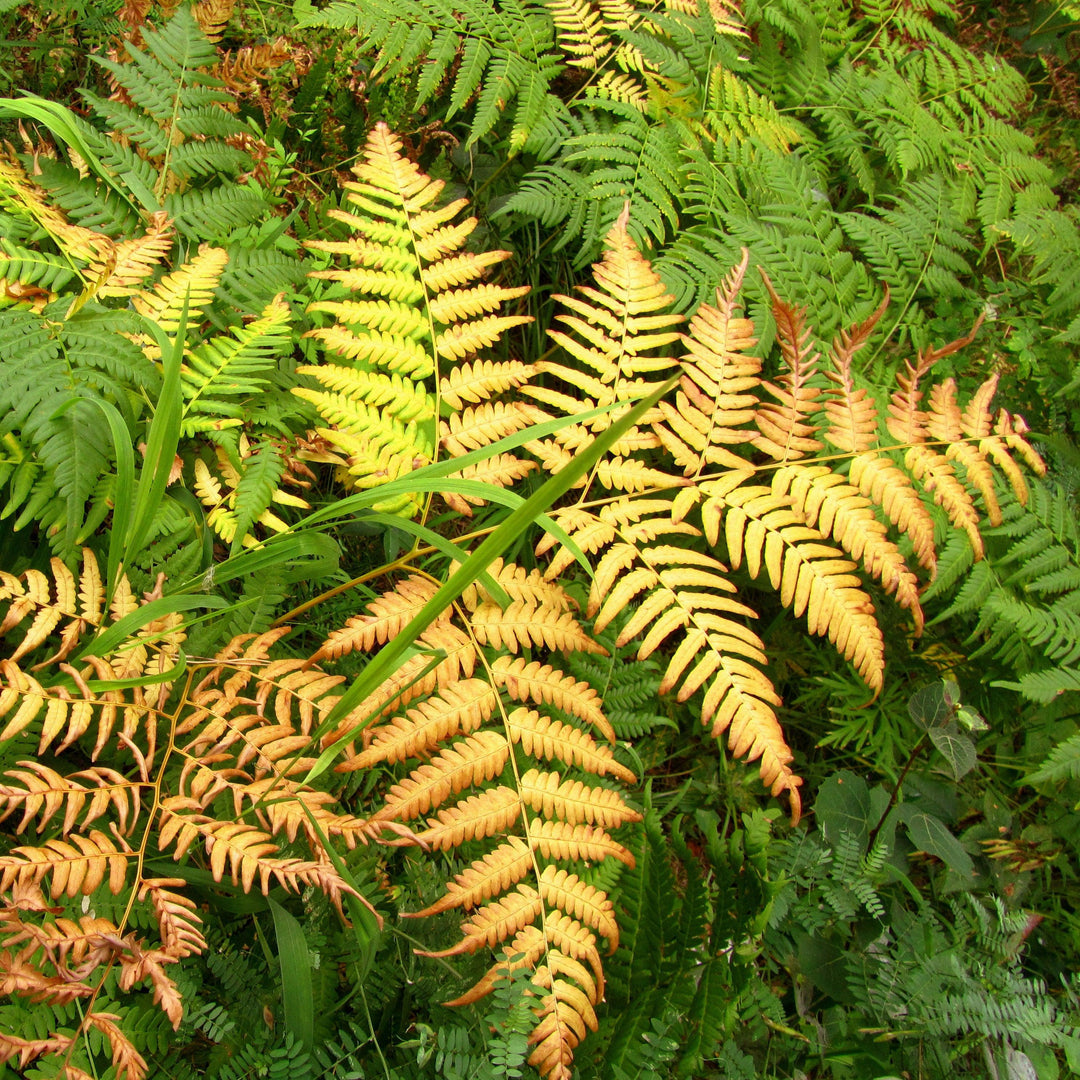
[769,463,925,633]
[752,272,824,462]
[523,205,685,495]
[821,290,890,455]
[537,496,798,813]
[326,563,635,1080]
[700,475,886,693]
[299,123,535,516]
[131,244,229,341]
[652,249,761,477]
[544,0,610,69]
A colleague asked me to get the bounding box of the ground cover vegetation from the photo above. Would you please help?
[0,0,1078,1077]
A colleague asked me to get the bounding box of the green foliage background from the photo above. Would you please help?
[1,0,1080,1078]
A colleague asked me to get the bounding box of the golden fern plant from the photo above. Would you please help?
[0,550,386,1078]
[521,211,1045,820]
[312,560,638,1080]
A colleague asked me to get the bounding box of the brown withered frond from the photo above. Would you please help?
[0,552,396,1078]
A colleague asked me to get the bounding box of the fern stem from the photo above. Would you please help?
[866,732,929,851]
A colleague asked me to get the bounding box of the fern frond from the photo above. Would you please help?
[0,763,138,837]
[299,123,533,514]
[180,294,292,436]
[771,464,924,632]
[309,575,440,665]
[702,479,885,692]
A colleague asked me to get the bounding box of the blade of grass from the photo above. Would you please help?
[122,306,185,574]
[268,896,314,1053]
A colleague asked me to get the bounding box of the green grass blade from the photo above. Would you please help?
[123,308,185,573]
[268,897,315,1053]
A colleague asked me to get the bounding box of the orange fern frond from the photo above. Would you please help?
[308,575,440,664]
[753,272,824,461]
[0,830,129,898]
[703,480,885,693]
[653,256,762,477]
[0,763,139,837]
[340,679,498,770]
[771,464,925,633]
[821,291,890,454]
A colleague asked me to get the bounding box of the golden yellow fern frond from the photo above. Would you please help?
[528,818,635,866]
[418,885,543,957]
[506,708,636,782]
[371,730,511,822]
[340,679,497,770]
[132,245,228,338]
[470,600,607,655]
[524,206,685,493]
[653,252,761,477]
[927,377,1002,525]
[821,292,890,454]
[300,123,533,510]
[960,376,1045,503]
[544,501,798,809]
[406,836,534,917]
[442,453,538,515]
[440,401,539,456]
[460,558,577,613]
[540,865,618,946]
[848,453,938,573]
[409,786,523,850]
[491,656,614,742]
[771,464,925,633]
[309,575,440,665]
[544,0,610,69]
[440,358,537,410]
[704,480,885,692]
[519,768,640,828]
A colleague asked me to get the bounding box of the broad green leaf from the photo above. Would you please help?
[814,770,872,850]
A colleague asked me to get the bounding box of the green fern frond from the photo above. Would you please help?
[181,295,293,437]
